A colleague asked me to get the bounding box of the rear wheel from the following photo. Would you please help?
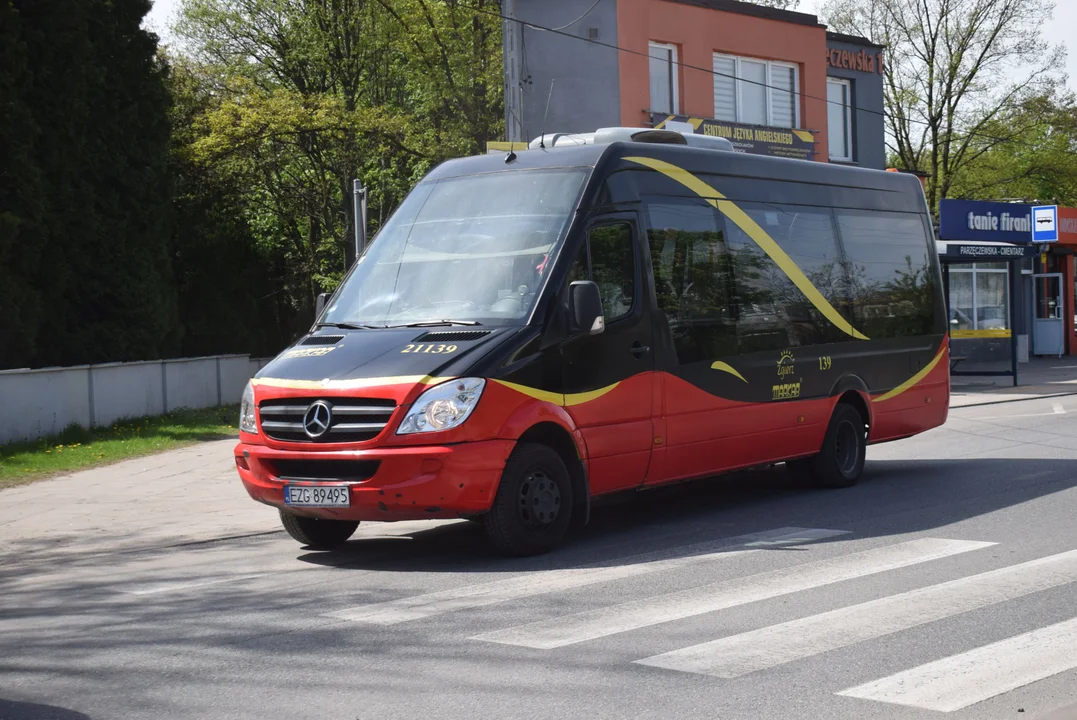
[279,510,359,550]
[484,443,574,556]
[798,403,867,489]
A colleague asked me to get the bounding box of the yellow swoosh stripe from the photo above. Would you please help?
[493,380,620,406]
[565,383,620,406]
[710,361,747,383]
[792,129,815,143]
[872,345,946,403]
[624,156,869,341]
[251,375,445,391]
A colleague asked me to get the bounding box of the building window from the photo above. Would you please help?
[948,263,1009,331]
[649,42,678,114]
[713,54,799,128]
[827,78,853,162]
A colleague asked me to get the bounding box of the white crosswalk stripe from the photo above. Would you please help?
[325,527,846,624]
[837,615,1077,712]
[635,548,1077,679]
[474,538,993,649]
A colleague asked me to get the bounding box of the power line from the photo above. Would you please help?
[483,3,1014,147]
[547,0,604,31]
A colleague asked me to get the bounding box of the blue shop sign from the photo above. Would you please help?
[939,199,1032,242]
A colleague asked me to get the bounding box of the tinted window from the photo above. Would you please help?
[588,223,636,321]
[836,210,936,338]
[645,199,736,363]
[724,203,850,351]
[324,169,587,326]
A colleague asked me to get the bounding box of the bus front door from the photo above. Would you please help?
[562,217,656,495]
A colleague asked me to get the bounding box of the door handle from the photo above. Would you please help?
[630,342,650,358]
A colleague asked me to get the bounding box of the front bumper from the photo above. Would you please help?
[235,439,514,521]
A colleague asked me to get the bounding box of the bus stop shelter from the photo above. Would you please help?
[939,243,1036,386]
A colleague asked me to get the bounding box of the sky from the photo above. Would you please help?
[144,0,1077,88]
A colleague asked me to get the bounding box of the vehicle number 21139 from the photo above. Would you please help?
[401,344,457,354]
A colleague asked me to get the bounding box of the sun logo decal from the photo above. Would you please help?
[777,349,796,380]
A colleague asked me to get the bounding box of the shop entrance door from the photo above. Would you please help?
[1033,273,1064,356]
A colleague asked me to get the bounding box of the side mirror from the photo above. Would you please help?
[569,280,605,336]
[315,292,332,318]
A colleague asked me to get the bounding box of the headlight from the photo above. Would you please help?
[397,378,485,435]
[240,382,258,434]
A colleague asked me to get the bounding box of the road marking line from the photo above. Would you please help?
[117,573,272,596]
[973,410,1065,420]
[838,615,1077,712]
[635,548,1077,679]
[325,527,846,625]
[475,538,992,649]
[1053,402,1066,414]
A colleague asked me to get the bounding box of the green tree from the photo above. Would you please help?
[0,0,177,368]
[0,1,43,368]
[175,0,504,323]
[948,92,1077,204]
[820,0,1064,212]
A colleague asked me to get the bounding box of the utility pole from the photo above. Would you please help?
[503,0,523,143]
[352,179,367,263]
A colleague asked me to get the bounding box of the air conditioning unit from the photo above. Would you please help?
[528,127,734,152]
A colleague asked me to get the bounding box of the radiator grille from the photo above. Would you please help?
[258,397,396,443]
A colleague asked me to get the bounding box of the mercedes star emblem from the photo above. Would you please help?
[302,400,332,439]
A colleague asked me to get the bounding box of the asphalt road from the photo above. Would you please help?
[4,395,1077,720]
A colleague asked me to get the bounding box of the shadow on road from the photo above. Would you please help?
[292,455,1077,573]
[0,699,91,720]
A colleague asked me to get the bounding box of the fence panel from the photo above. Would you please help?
[0,353,274,445]
[92,361,165,427]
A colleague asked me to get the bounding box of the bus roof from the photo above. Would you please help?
[425,141,925,200]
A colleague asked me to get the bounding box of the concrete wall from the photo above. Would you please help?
[825,36,886,170]
[0,354,274,445]
[506,0,621,141]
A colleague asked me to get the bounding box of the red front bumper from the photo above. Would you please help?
[235,439,514,521]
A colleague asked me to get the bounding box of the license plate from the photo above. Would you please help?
[283,485,350,507]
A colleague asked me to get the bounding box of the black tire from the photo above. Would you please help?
[484,443,574,556]
[279,510,359,550]
[805,403,867,489]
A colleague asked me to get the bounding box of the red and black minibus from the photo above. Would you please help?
[234,128,949,556]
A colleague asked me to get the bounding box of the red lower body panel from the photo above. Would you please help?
[235,439,514,521]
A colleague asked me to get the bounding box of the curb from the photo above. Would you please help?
[950,390,1077,409]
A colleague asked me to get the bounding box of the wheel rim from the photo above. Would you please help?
[834,420,861,476]
[517,468,561,530]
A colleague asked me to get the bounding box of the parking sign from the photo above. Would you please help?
[1032,205,1058,242]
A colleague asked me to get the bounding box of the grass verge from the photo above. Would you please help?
[0,405,239,489]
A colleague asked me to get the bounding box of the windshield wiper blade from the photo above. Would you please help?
[314,322,387,330]
[385,319,483,328]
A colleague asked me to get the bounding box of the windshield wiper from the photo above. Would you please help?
[384,319,483,328]
[314,321,387,330]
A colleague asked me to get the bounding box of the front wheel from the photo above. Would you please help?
[800,403,867,489]
[279,510,359,550]
[484,443,574,556]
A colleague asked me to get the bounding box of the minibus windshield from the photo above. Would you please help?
[323,167,589,327]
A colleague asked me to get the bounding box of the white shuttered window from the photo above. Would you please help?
[712,54,800,128]
[649,42,678,114]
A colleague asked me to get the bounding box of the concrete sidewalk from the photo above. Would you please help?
[950,356,1077,407]
[0,440,279,565]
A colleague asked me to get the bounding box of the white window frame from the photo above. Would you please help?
[649,42,679,115]
[949,263,1010,330]
[713,53,800,128]
[827,78,853,162]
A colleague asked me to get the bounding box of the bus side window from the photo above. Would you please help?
[835,210,936,338]
[645,198,736,364]
[726,203,849,351]
[566,241,589,286]
[588,223,636,321]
